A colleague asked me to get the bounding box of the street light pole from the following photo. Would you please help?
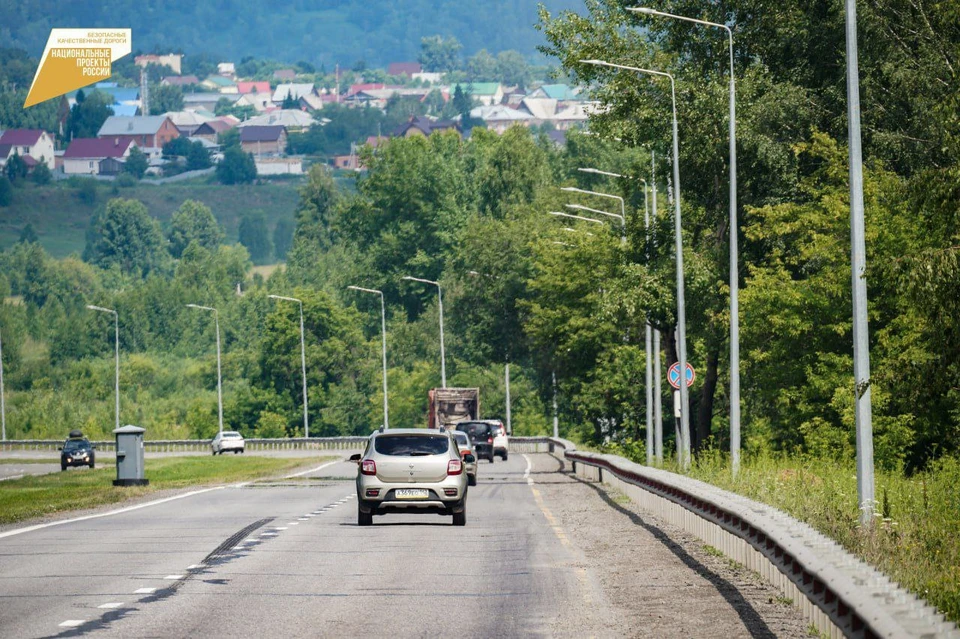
[269,295,310,438]
[187,304,223,434]
[561,187,626,242]
[630,6,741,476]
[548,211,606,226]
[0,328,6,441]
[651,152,663,463]
[577,165,661,465]
[401,276,446,387]
[87,305,120,431]
[347,286,390,430]
[843,0,875,524]
[582,59,691,469]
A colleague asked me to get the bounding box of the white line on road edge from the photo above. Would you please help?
[0,486,228,540]
[0,474,24,482]
[523,454,533,485]
[59,620,85,627]
[284,460,340,479]
[97,603,124,609]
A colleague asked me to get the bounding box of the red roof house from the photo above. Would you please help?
[63,138,135,175]
[237,81,272,95]
[387,62,422,77]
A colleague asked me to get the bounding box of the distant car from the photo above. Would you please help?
[483,419,509,460]
[455,421,497,463]
[351,429,471,526]
[211,431,245,455]
[60,435,95,471]
[452,430,478,486]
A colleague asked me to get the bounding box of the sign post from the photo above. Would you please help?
[668,362,695,463]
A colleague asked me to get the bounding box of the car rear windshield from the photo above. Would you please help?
[453,432,470,446]
[374,435,449,457]
[456,422,491,440]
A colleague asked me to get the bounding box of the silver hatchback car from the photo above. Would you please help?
[351,429,472,526]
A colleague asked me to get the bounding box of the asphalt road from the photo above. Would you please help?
[0,454,808,637]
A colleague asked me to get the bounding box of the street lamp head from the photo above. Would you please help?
[268,294,302,304]
[560,187,580,193]
[580,59,605,66]
[86,305,115,314]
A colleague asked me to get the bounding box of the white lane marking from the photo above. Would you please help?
[284,460,340,479]
[0,474,24,482]
[270,527,288,530]
[164,575,184,580]
[260,532,278,536]
[297,517,308,521]
[523,454,533,485]
[186,565,201,570]
[59,620,85,628]
[97,602,124,609]
[0,486,227,540]
[232,545,246,550]
[288,522,299,525]
[133,588,156,595]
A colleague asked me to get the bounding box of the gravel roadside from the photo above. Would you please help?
[530,453,812,639]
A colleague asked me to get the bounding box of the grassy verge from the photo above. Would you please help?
[645,448,960,624]
[0,455,332,526]
[0,458,61,464]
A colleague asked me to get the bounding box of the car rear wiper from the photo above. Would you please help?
[407,452,433,456]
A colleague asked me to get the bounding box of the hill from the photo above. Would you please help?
[0,0,583,67]
[0,179,303,257]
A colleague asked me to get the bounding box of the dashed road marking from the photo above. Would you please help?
[133,588,156,595]
[97,602,124,609]
[288,522,299,525]
[164,575,184,580]
[59,620,85,628]
[271,527,288,531]
[186,565,201,570]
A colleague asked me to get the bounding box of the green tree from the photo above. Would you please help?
[0,176,12,207]
[67,89,114,139]
[5,153,28,182]
[123,147,148,179]
[216,147,256,185]
[238,213,272,264]
[163,137,193,157]
[31,161,51,185]
[281,91,297,110]
[273,218,294,261]
[185,141,212,171]
[466,49,498,80]
[83,198,168,277]
[149,84,183,114]
[18,223,38,244]
[496,50,530,89]
[167,199,224,258]
[418,35,462,73]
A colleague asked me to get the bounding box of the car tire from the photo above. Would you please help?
[212,450,217,456]
[233,450,239,454]
[358,509,373,526]
[489,452,495,463]
[502,451,508,461]
[453,508,466,526]
[89,461,95,468]
[61,464,66,471]
[468,474,477,487]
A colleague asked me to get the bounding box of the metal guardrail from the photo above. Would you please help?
[545,438,958,639]
[0,437,369,453]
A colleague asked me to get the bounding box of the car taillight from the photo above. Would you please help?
[487,437,493,443]
[447,459,463,475]
[361,459,376,475]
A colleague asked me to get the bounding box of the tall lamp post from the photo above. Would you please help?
[582,58,691,470]
[630,7,741,475]
[347,286,390,430]
[187,304,223,435]
[87,305,120,432]
[0,328,6,441]
[268,295,310,438]
[402,276,446,388]
[561,187,627,242]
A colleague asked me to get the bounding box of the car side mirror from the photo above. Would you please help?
[348,453,361,463]
[57,447,62,451]
[463,454,476,463]
[91,444,97,449]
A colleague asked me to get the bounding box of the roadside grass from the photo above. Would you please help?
[0,458,59,464]
[0,455,331,526]
[684,451,960,624]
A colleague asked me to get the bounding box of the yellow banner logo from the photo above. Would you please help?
[24,29,132,108]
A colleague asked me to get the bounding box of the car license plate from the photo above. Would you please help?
[395,489,429,499]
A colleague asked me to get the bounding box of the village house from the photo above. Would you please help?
[465,105,535,134]
[272,83,315,104]
[236,110,317,133]
[161,75,200,87]
[135,53,183,74]
[192,119,235,143]
[239,126,287,156]
[467,82,504,106]
[202,75,237,93]
[273,69,297,81]
[62,138,135,175]
[217,62,236,78]
[97,115,180,155]
[183,92,238,112]
[164,111,213,137]
[387,62,422,77]
[393,115,460,138]
[0,129,56,170]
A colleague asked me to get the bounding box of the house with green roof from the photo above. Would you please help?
[527,84,583,102]
[466,82,503,106]
[201,75,238,94]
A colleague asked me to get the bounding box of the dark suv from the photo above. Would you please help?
[455,421,496,463]
[60,431,95,471]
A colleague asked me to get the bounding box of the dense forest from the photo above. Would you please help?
[0,0,582,67]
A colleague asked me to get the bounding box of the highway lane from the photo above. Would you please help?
[0,454,808,637]
[0,455,606,638]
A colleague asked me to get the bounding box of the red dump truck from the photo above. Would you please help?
[427,388,480,431]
